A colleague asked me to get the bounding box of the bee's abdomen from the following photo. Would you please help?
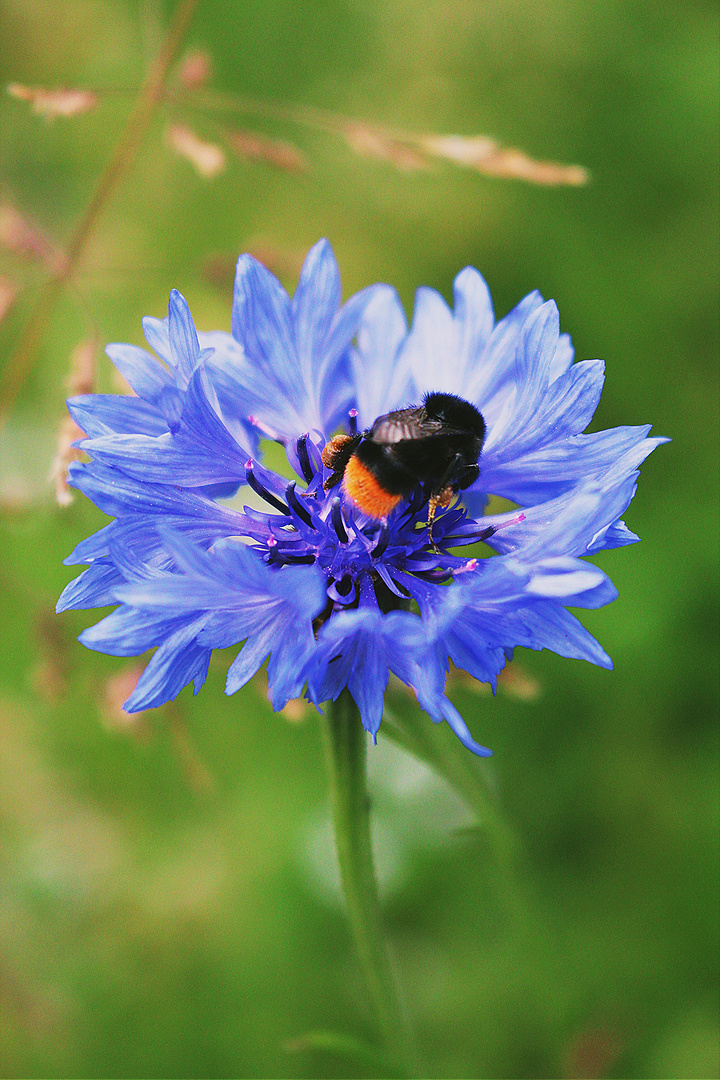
[342,456,403,519]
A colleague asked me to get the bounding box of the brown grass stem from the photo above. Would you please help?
[0,0,200,425]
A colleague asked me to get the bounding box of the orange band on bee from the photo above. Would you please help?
[342,456,402,519]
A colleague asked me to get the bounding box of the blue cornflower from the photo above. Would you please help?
[58,240,666,755]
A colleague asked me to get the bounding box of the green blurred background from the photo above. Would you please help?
[0,1,717,1077]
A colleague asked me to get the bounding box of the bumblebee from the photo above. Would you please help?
[322,392,486,541]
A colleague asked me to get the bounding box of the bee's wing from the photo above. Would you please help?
[369,407,443,444]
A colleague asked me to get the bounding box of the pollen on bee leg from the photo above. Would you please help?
[321,434,355,469]
[436,485,455,510]
[427,485,455,550]
[322,433,363,492]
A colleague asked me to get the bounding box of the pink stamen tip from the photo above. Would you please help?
[454,558,479,575]
[494,510,527,532]
[247,414,258,425]
[349,408,358,417]
[245,459,253,470]
[267,535,277,547]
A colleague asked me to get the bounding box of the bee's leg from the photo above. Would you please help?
[428,485,455,552]
[322,434,362,491]
[432,452,463,496]
[323,468,345,492]
[425,452,464,551]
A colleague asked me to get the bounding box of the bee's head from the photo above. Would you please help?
[423,392,486,440]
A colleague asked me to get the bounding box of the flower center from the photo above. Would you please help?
[241,427,519,615]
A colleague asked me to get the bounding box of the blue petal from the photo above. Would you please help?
[67,459,246,526]
[79,607,194,656]
[525,557,607,599]
[518,299,560,388]
[323,284,385,373]
[81,369,251,487]
[68,394,168,437]
[231,240,380,439]
[453,266,494,366]
[484,358,605,464]
[142,316,172,363]
[168,289,200,381]
[482,462,641,558]
[232,253,295,375]
[518,605,613,668]
[64,521,118,565]
[123,619,211,711]
[225,623,276,693]
[481,428,668,505]
[56,561,123,612]
[266,621,320,710]
[437,698,493,757]
[548,332,575,383]
[292,238,341,368]
[402,286,456,398]
[307,607,447,739]
[86,529,326,709]
[481,299,560,456]
[586,519,640,552]
[350,285,410,427]
[465,289,545,406]
[347,633,389,737]
[105,343,174,405]
[156,384,184,433]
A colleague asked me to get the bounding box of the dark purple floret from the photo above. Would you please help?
[240,431,516,619]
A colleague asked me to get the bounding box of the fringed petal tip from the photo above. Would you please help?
[440,698,494,757]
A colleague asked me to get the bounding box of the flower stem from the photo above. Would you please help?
[322,691,419,1076]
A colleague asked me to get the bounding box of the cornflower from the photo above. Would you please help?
[58,240,665,754]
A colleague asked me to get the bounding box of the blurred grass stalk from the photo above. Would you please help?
[1,8,588,433]
[0,0,201,425]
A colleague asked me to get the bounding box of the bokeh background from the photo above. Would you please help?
[0,1,718,1077]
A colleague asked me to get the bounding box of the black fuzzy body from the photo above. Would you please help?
[353,392,486,498]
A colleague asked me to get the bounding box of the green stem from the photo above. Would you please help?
[380,704,527,928]
[322,691,419,1077]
